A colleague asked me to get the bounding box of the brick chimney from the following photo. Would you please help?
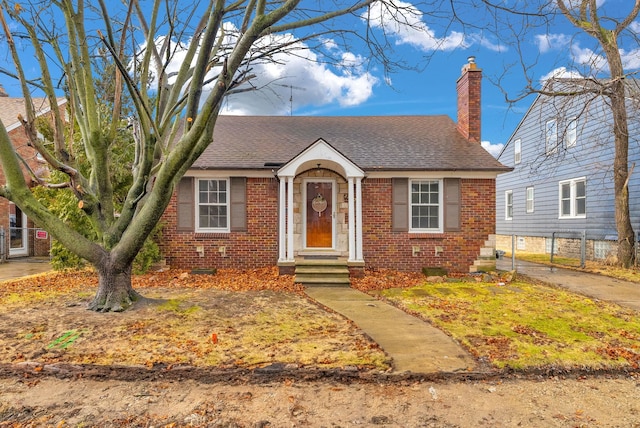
[0,84,8,97]
[456,56,482,143]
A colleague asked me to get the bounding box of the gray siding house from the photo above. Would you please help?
[495,78,640,261]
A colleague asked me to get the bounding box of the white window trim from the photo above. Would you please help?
[514,138,522,165]
[526,186,534,213]
[409,178,443,233]
[558,177,586,219]
[546,119,558,155]
[505,190,513,221]
[565,118,577,148]
[195,178,230,233]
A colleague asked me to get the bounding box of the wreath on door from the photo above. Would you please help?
[311,193,328,217]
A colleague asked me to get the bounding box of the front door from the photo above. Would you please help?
[306,181,333,248]
[9,203,28,257]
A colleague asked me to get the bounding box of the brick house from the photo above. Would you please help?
[161,58,511,279]
[0,87,65,259]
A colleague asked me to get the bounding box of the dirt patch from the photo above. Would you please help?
[2,268,640,426]
[2,373,640,426]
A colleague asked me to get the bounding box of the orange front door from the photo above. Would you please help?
[306,182,333,248]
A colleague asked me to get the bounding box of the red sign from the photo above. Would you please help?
[35,230,48,240]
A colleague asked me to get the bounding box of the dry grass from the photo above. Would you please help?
[379,279,640,370]
[0,270,390,371]
[506,252,640,283]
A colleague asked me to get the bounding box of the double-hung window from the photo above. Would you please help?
[505,190,513,220]
[197,179,229,231]
[410,180,441,231]
[559,178,586,218]
[526,187,534,213]
[514,138,522,164]
[565,118,577,148]
[545,119,558,155]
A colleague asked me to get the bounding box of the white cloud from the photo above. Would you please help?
[535,33,572,53]
[468,34,508,53]
[540,67,584,81]
[366,0,466,51]
[482,141,504,158]
[222,37,378,114]
[630,21,640,33]
[570,45,608,72]
[147,25,378,116]
[621,48,640,70]
[364,1,505,53]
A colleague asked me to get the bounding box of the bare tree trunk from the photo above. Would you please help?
[612,87,635,267]
[605,48,635,267]
[88,261,141,312]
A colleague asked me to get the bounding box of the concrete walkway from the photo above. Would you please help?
[304,287,477,374]
[0,257,52,282]
[306,260,640,375]
[497,258,640,311]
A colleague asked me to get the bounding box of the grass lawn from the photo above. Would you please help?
[0,269,390,371]
[506,251,640,284]
[378,279,640,370]
[2,266,640,372]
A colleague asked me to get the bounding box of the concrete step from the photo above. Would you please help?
[295,274,351,286]
[479,247,495,258]
[295,265,350,275]
[296,258,347,267]
[469,259,496,273]
[484,234,496,247]
[294,257,350,287]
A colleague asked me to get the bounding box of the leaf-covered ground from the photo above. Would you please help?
[0,268,389,371]
[378,279,640,370]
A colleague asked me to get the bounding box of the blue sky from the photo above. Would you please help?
[2,0,638,158]
[218,0,640,157]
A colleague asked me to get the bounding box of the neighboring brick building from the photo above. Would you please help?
[0,87,65,258]
[161,58,511,276]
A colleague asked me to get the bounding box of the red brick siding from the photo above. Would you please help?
[0,125,52,257]
[161,177,279,270]
[456,67,482,143]
[362,178,495,273]
[162,176,495,273]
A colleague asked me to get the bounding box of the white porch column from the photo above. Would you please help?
[286,176,295,261]
[278,177,286,261]
[355,177,364,261]
[348,177,355,262]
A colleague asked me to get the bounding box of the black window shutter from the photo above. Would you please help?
[177,177,195,231]
[392,178,408,232]
[444,178,461,232]
[230,177,247,232]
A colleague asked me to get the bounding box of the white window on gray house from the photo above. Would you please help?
[197,178,229,231]
[559,177,586,218]
[410,180,441,231]
[565,118,577,148]
[526,186,534,213]
[545,237,558,255]
[546,119,558,155]
[505,190,513,220]
[514,138,522,164]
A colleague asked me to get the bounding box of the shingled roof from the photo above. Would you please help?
[193,115,509,172]
[0,96,65,130]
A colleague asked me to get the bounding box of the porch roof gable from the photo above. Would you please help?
[277,138,365,178]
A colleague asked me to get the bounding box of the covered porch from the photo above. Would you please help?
[276,139,365,276]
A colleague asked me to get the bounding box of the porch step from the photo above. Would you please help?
[294,258,350,287]
[469,234,497,273]
[469,258,497,273]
